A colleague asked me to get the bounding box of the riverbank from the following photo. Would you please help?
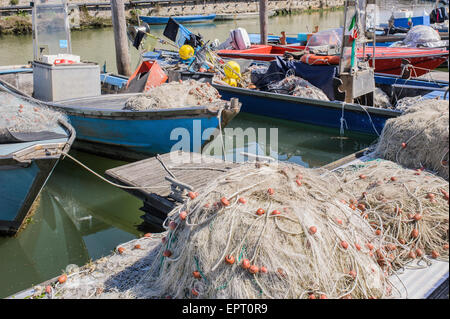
[0,0,344,35]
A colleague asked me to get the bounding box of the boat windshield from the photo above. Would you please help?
[305,28,343,53]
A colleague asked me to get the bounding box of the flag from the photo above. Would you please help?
[348,13,358,69]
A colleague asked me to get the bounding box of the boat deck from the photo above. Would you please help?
[104,151,239,224]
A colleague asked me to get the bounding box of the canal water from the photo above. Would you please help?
[0,0,436,298]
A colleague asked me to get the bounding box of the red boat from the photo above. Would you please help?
[217,45,449,76]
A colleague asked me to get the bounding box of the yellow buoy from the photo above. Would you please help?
[179,45,195,60]
[224,78,237,87]
[224,61,241,80]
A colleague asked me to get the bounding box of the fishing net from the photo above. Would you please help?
[373,88,393,109]
[332,160,449,272]
[394,96,425,112]
[123,80,222,111]
[0,91,66,140]
[131,162,392,299]
[400,25,446,48]
[374,99,449,180]
[267,76,329,101]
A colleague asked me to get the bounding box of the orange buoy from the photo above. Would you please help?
[163,250,172,257]
[359,174,367,179]
[375,229,381,236]
[300,53,340,65]
[134,244,142,250]
[357,203,366,211]
[58,274,67,284]
[366,243,374,251]
[260,266,268,273]
[241,259,250,269]
[355,243,361,251]
[188,191,197,199]
[390,176,397,181]
[221,197,230,206]
[431,250,440,259]
[308,294,316,299]
[416,248,424,257]
[411,228,419,238]
[238,197,246,204]
[341,241,349,250]
[413,213,422,221]
[193,271,201,279]
[267,188,275,195]
[249,265,259,274]
[319,294,328,299]
[179,211,188,220]
[256,208,265,216]
[295,179,302,186]
[225,255,235,264]
[309,226,317,235]
[271,210,281,216]
[401,142,407,148]
[117,247,125,254]
[408,251,416,259]
[45,285,52,294]
[336,218,343,225]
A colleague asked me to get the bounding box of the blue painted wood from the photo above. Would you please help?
[67,114,221,156]
[139,14,216,25]
[214,85,397,136]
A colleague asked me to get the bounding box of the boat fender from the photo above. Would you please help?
[300,54,340,65]
[230,28,251,50]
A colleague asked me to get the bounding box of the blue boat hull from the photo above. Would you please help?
[67,114,224,160]
[139,14,216,25]
[215,85,394,136]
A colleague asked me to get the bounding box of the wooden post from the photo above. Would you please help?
[259,0,268,45]
[111,0,132,76]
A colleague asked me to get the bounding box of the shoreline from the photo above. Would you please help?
[0,1,345,36]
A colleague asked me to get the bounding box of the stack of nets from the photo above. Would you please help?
[332,160,449,274]
[133,162,392,299]
[267,76,329,101]
[394,96,425,112]
[0,91,65,141]
[373,88,393,109]
[123,80,222,111]
[375,99,449,180]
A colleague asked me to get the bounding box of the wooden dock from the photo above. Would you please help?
[105,151,239,224]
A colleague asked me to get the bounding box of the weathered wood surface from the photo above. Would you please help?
[111,0,132,76]
[105,151,238,223]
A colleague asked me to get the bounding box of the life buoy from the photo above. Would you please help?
[300,54,340,65]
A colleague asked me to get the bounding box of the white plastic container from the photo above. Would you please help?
[230,28,251,50]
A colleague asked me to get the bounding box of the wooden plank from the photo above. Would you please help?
[321,148,370,171]
[104,151,239,222]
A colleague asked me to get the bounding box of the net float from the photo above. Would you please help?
[188,191,197,199]
[416,248,424,257]
[163,250,172,257]
[349,204,356,210]
[238,197,246,204]
[58,274,67,284]
[366,243,374,250]
[179,211,188,220]
[249,265,259,274]
[256,208,265,216]
[221,197,230,206]
[443,244,449,250]
[271,210,281,216]
[191,288,199,296]
[359,174,367,179]
[411,229,419,238]
[401,142,407,148]
[134,244,141,250]
[341,241,349,249]
[320,294,328,299]
[193,271,201,279]
[408,251,416,259]
[375,229,381,236]
[426,193,435,199]
[399,238,406,245]
[45,285,52,294]
[295,179,302,186]
[117,247,125,254]
[241,259,250,269]
[144,233,152,238]
[336,219,343,225]
[390,176,397,181]
[260,266,267,273]
[267,188,275,195]
[161,236,166,243]
[431,250,440,259]
[349,270,357,279]
[413,213,422,221]
[309,226,317,235]
[357,203,366,211]
[225,255,235,264]
[169,221,177,230]
[308,294,316,299]
[355,243,361,251]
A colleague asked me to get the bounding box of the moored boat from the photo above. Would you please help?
[0,85,75,235]
[217,44,449,76]
[139,14,216,25]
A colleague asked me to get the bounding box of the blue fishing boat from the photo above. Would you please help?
[139,14,216,25]
[0,86,75,235]
[0,73,240,161]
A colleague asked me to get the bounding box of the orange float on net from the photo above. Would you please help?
[144,233,152,238]
[408,251,416,259]
[431,250,440,259]
[58,274,67,284]
[267,188,275,195]
[221,197,230,206]
[271,209,281,216]
[225,255,235,264]
[300,53,340,65]
[188,191,197,199]
[355,243,361,251]
[134,244,142,250]
[416,248,424,257]
[341,241,349,250]
[179,211,188,220]
[238,197,246,204]
[390,176,397,181]
[309,226,317,235]
[319,294,328,299]
[260,266,268,273]
[349,270,357,279]
[401,142,407,148]
[295,179,302,186]
[249,265,259,274]
[357,203,366,211]
[193,271,201,279]
[45,285,52,294]
[413,213,422,221]
[366,243,374,251]
[163,250,172,257]
[336,219,343,225]
[359,174,367,179]
[256,208,265,216]
[118,247,125,254]
[308,294,316,299]
[411,228,419,238]
[241,259,250,269]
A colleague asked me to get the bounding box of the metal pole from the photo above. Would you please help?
[111,0,132,76]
